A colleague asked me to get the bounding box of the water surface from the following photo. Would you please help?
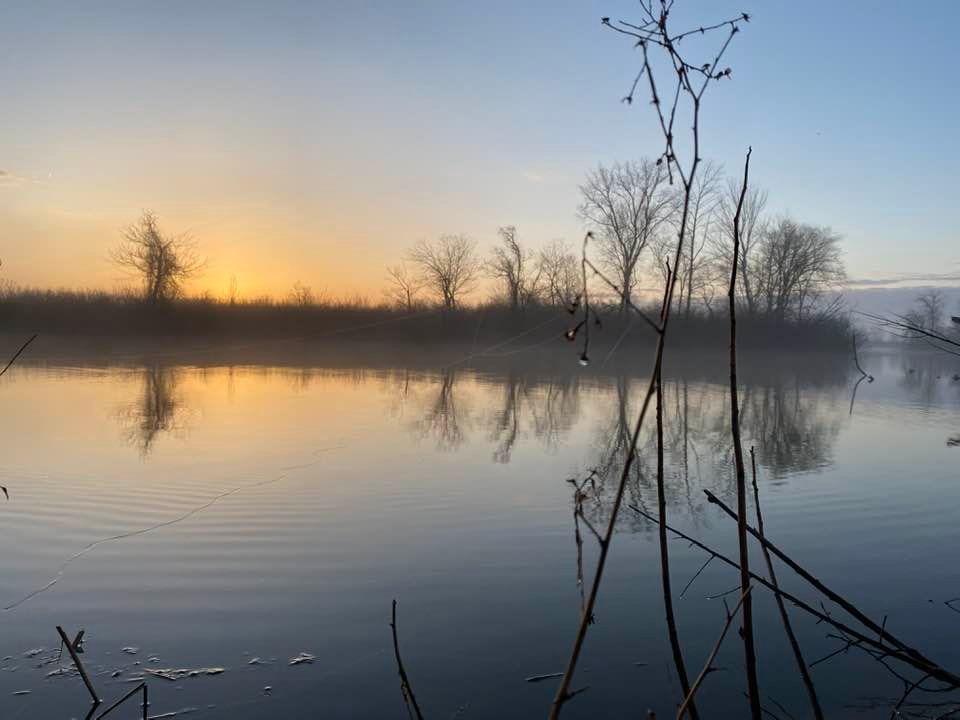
[1,341,959,719]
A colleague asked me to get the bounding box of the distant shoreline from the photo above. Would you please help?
[0,290,853,353]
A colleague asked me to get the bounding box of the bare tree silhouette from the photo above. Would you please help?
[714,181,768,315]
[578,159,676,311]
[486,226,541,309]
[111,211,204,303]
[536,239,580,308]
[385,262,424,311]
[409,235,482,310]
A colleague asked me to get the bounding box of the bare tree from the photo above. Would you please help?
[408,234,481,310]
[486,226,541,309]
[385,262,424,311]
[653,161,722,316]
[753,218,845,321]
[536,239,580,308]
[111,211,204,303]
[579,159,676,311]
[913,289,946,332]
[714,181,768,315]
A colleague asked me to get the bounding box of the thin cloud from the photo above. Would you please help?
[845,272,960,287]
[0,170,41,188]
[522,171,545,184]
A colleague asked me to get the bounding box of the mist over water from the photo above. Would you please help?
[1,343,959,719]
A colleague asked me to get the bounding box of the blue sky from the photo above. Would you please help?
[1,0,958,296]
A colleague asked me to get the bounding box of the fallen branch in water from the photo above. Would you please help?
[702,489,957,683]
[56,625,100,707]
[627,505,960,687]
[391,600,425,720]
[676,586,751,720]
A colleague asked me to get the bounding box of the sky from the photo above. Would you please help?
[1,0,959,302]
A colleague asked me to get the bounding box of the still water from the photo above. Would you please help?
[1,340,959,719]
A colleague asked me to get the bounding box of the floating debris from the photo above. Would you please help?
[288,652,315,666]
[263,686,272,695]
[11,690,30,696]
[149,710,199,719]
[122,647,139,655]
[525,672,562,683]
[111,670,123,678]
[145,667,226,682]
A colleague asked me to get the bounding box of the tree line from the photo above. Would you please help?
[385,158,846,322]
[76,160,846,326]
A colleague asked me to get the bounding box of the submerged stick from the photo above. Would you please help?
[851,332,873,381]
[749,448,823,720]
[56,625,100,707]
[390,600,425,720]
[0,334,37,379]
[677,586,752,720]
[93,681,147,720]
[657,367,698,719]
[702,489,956,680]
[629,505,960,687]
[727,146,761,720]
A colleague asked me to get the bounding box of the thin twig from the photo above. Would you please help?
[727,145,761,720]
[851,332,873,381]
[390,600,425,720]
[0,334,37,379]
[549,9,747,717]
[750,447,823,720]
[657,365,698,719]
[676,586,752,720]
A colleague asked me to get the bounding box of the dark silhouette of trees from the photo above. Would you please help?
[753,218,845,321]
[653,161,722,317]
[409,234,481,310]
[912,289,946,332]
[578,159,675,311]
[536,239,580,308]
[385,262,424,311]
[111,211,204,303]
[486,226,540,309]
[714,181,768,315]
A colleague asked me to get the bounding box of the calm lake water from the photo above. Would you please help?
[1,339,959,719]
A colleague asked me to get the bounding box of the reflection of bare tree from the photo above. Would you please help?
[486,372,584,462]
[488,371,525,463]
[414,369,466,451]
[528,376,581,451]
[585,371,844,531]
[117,365,188,457]
[742,381,840,478]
